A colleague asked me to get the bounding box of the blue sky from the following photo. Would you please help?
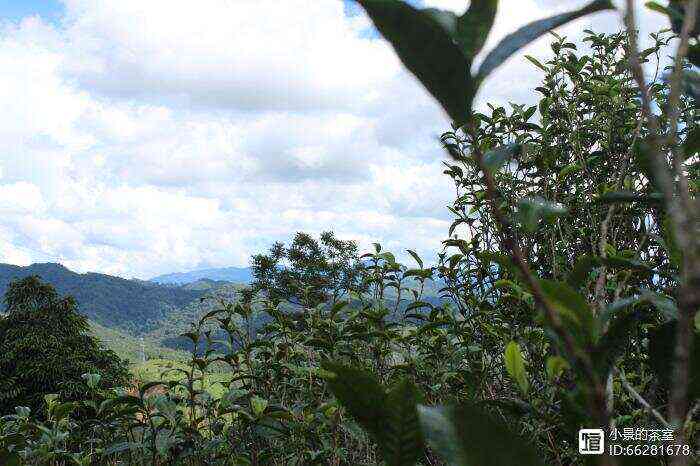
[1,0,395,24]
[0,0,425,26]
[4,0,370,23]
[0,0,63,24]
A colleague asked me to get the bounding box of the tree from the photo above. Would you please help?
[0,277,129,415]
[250,231,364,308]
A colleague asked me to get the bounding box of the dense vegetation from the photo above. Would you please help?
[1,1,700,465]
[0,277,130,415]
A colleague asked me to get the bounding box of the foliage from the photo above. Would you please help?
[250,231,364,309]
[0,277,130,415]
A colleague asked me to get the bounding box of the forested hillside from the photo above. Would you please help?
[89,321,187,363]
[0,262,443,355]
[0,263,206,335]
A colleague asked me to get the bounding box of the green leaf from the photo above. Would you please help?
[321,361,388,443]
[517,197,568,233]
[81,373,102,390]
[545,356,569,380]
[383,379,425,466]
[504,341,529,395]
[557,163,581,180]
[482,143,521,173]
[567,255,601,289]
[417,404,546,466]
[594,310,642,376]
[51,401,76,422]
[524,55,548,72]
[356,0,475,125]
[456,0,498,58]
[476,0,614,80]
[539,279,597,347]
[379,251,397,264]
[251,396,269,417]
[322,364,425,465]
[645,1,671,16]
[406,249,424,269]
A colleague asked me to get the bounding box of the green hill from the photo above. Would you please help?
[89,321,188,363]
[0,263,207,335]
[0,263,253,361]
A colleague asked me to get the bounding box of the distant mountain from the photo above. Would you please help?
[180,278,232,291]
[150,266,253,285]
[0,263,207,336]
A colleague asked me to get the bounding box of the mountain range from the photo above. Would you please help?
[0,262,250,362]
[150,266,253,285]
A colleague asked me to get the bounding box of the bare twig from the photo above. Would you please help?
[595,205,616,314]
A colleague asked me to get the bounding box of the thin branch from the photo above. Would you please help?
[666,0,697,211]
[595,205,616,314]
[614,367,670,428]
[622,1,688,249]
[624,5,700,466]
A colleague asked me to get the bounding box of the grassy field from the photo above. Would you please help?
[90,321,188,364]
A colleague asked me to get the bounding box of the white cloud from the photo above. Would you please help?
[59,0,398,112]
[0,0,668,278]
[0,182,46,214]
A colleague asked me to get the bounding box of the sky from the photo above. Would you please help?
[0,0,666,279]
